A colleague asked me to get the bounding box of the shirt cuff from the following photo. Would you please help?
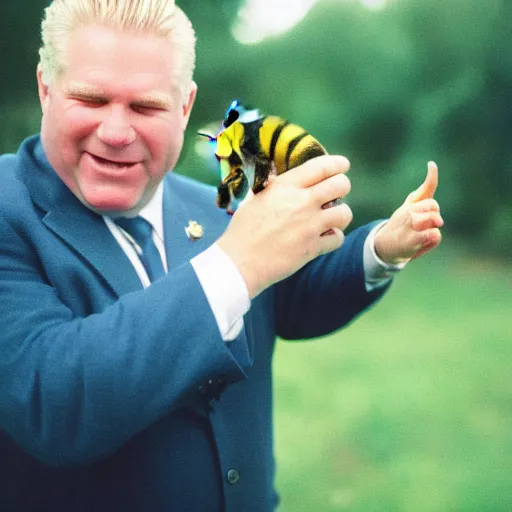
[191,243,250,342]
[363,221,408,291]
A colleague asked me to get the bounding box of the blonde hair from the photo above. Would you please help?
[39,0,196,102]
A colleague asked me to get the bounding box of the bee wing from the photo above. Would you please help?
[242,160,256,191]
[219,158,232,182]
[195,119,224,176]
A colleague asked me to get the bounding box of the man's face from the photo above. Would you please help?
[37,24,196,216]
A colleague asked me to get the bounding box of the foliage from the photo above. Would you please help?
[1,0,510,255]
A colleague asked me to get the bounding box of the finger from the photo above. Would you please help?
[411,228,442,259]
[410,211,444,232]
[318,227,345,254]
[422,161,439,199]
[407,198,441,214]
[277,154,350,188]
[318,202,353,237]
[310,172,351,206]
[322,201,353,230]
[405,161,438,204]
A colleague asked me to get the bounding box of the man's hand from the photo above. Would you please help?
[374,161,444,265]
[217,155,353,299]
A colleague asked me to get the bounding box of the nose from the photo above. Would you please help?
[97,106,136,147]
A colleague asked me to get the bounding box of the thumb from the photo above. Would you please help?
[405,161,438,205]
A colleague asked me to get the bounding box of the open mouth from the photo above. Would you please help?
[88,153,137,169]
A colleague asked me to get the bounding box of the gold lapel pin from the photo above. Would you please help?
[185,220,204,240]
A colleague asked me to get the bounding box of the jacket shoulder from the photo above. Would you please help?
[166,172,217,203]
[0,152,29,210]
[0,153,17,180]
[165,172,227,220]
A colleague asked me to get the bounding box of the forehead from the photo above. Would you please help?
[61,24,181,99]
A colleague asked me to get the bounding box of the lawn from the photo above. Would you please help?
[273,242,512,512]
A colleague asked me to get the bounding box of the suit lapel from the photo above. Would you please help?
[162,176,218,271]
[17,136,144,297]
[42,207,144,296]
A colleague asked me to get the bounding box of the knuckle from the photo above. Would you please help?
[342,203,353,226]
[419,198,440,212]
[334,229,345,249]
[409,210,418,226]
[411,212,424,229]
[332,175,349,198]
[430,199,441,211]
[319,229,344,256]
[332,155,350,174]
[324,202,352,232]
[324,155,351,177]
[319,174,351,205]
[430,211,442,224]
[338,174,351,195]
[321,161,334,181]
[422,228,441,246]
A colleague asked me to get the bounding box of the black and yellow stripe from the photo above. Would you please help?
[211,104,328,210]
[257,116,326,174]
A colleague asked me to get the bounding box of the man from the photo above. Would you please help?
[0,1,443,511]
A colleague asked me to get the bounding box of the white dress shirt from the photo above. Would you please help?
[105,183,404,341]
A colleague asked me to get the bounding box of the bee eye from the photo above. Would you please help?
[223,109,240,128]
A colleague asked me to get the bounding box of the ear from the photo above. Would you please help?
[180,80,197,130]
[36,64,51,112]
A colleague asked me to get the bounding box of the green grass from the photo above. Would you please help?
[273,242,512,512]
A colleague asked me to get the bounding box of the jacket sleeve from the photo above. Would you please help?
[0,214,248,467]
[274,221,391,340]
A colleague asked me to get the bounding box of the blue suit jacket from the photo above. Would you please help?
[0,136,388,511]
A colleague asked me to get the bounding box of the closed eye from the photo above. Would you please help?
[69,95,107,107]
[131,104,164,115]
[131,102,171,115]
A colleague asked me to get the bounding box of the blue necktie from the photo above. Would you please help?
[115,216,166,282]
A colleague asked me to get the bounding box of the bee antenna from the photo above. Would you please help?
[197,131,216,141]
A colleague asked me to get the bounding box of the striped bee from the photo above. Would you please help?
[199,101,332,213]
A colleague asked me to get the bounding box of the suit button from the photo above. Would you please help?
[227,469,240,484]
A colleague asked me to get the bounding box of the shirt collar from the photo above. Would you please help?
[104,181,165,243]
[138,182,164,242]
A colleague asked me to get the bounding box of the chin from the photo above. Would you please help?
[80,193,144,217]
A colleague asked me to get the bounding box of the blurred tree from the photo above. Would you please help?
[1,0,510,255]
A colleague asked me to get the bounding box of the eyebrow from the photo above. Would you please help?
[65,83,105,99]
[65,82,174,109]
[131,94,173,110]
